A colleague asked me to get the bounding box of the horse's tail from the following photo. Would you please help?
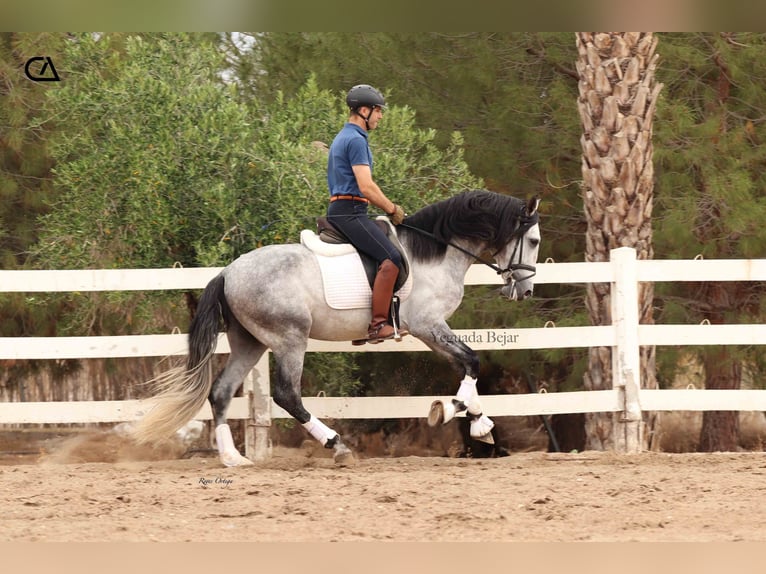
[131,273,228,445]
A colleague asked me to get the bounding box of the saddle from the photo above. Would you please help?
[313,216,410,291]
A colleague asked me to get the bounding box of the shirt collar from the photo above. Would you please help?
[345,122,368,139]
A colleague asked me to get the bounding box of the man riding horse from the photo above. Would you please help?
[130,84,542,467]
[326,84,406,343]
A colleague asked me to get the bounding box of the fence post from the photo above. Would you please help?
[610,247,643,453]
[244,353,272,460]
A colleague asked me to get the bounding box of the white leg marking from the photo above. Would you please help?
[215,423,254,467]
[456,375,478,404]
[466,393,495,440]
[302,415,338,446]
[470,414,495,439]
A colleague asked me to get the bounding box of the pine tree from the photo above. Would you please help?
[653,33,766,451]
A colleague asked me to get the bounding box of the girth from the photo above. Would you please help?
[315,216,410,291]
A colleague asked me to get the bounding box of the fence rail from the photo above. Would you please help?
[3,247,766,456]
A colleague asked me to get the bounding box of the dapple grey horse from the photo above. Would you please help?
[131,190,541,466]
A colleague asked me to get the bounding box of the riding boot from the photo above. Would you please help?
[367,259,399,343]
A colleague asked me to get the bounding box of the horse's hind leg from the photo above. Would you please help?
[271,342,355,466]
[209,320,267,467]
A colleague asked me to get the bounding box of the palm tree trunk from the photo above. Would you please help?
[576,32,662,450]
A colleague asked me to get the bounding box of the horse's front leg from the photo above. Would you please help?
[433,376,496,444]
[414,323,495,443]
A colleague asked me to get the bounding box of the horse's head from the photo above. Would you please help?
[495,196,541,301]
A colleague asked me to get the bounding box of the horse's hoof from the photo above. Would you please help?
[427,400,444,426]
[333,446,356,466]
[469,414,495,441]
[220,452,254,467]
[472,432,495,446]
[428,399,459,426]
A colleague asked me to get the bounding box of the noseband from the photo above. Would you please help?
[490,236,535,292]
[499,225,537,283]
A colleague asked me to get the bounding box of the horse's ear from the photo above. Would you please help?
[526,196,541,215]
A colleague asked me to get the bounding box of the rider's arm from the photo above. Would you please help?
[352,164,397,215]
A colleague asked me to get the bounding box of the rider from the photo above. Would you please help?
[327,84,406,343]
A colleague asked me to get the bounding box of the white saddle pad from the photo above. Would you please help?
[300,229,413,310]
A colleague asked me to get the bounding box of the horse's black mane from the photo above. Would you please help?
[399,189,536,263]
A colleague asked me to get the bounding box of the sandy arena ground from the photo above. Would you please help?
[2,429,766,543]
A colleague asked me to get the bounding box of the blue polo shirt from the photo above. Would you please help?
[327,123,373,198]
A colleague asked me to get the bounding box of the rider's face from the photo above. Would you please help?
[366,106,384,130]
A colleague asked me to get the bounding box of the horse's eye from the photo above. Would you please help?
[529,238,540,247]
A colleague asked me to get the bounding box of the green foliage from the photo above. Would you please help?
[655,33,766,261]
[247,32,581,197]
[0,33,59,267]
[0,33,65,339]
[36,33,251,271]
[299,353,363,399]
[652,33,766,388]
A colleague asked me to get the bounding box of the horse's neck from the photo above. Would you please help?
[443,239,487,279]
[400,231,487,280]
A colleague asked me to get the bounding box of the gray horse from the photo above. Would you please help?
[131,190,541,466]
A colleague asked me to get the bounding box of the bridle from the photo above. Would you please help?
[398,216,538,280]
[497,224,537,283]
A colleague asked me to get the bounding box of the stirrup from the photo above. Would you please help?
[367,322,396,344]
[351,328,407,346]
[390,295,403,341]
[352,322,394,345]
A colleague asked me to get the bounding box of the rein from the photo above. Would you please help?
[397,222,536,279]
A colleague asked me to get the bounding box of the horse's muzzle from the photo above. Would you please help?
[499,265,536,301]
[501,279,533,301]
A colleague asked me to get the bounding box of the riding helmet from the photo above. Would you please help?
[346,84,387,110]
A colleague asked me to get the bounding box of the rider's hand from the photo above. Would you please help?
[388,204,406,225]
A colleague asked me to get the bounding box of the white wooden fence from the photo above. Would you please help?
[3,246,766,456]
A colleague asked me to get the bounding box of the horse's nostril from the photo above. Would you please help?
[524,290,532,299]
